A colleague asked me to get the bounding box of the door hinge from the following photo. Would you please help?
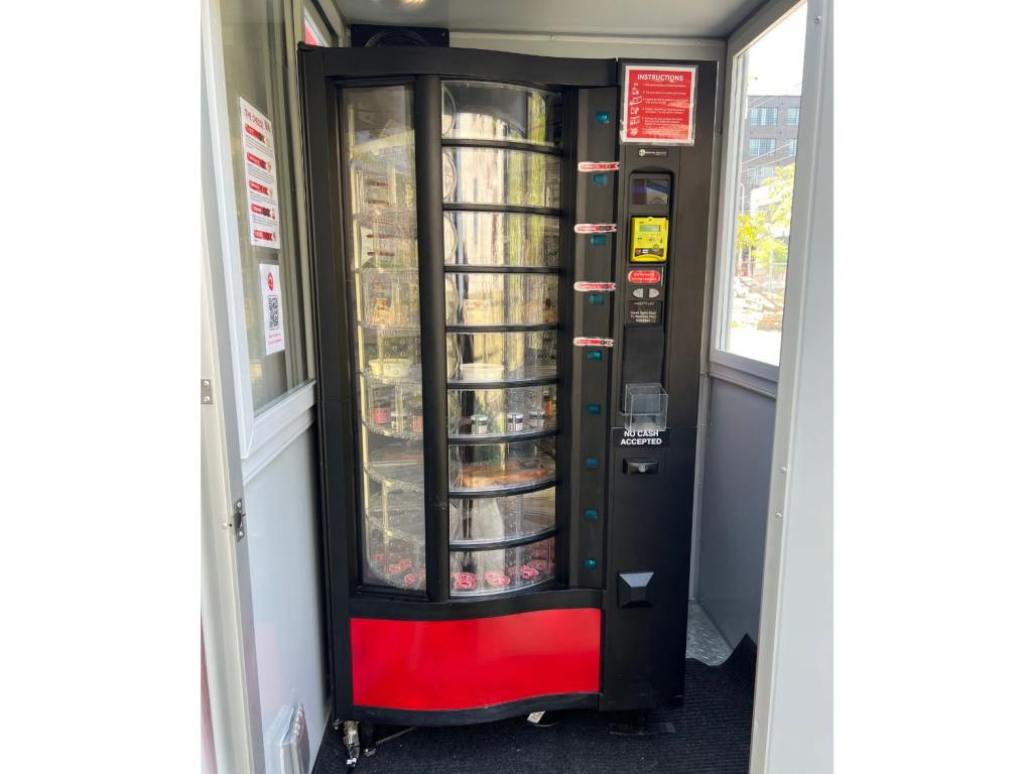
[223,498,245,541]
[201,378,214,405]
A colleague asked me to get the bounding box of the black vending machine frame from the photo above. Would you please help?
[299,43,718,726]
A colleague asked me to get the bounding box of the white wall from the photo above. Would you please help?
[751,2,832,771]
[244,427,327,771]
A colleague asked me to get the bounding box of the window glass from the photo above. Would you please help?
[219,0,310,409]
[303,2,333,46]
[722,3,807,366]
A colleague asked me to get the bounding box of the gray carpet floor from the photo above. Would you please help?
[313,628,755,774]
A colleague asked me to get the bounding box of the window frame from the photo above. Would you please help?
[303,0,338,46]
[203,0,344,479]
[710,0,810,383]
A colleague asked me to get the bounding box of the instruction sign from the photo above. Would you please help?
[613,428,671,447]
[259,264,286,355]
[626,299,663,326]
[240,98,281,249]
[622,65,697,145]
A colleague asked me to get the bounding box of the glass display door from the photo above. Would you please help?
[343,85,427,591]
[341,79,564,598]
[441,81,563,595]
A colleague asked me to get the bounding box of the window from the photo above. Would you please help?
[748,137,777,158]
[749,106,779,126]
[303,1,336,46]
[717,2,806,367]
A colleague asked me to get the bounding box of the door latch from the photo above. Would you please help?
[223,498,245,541]
[201,379,213,405]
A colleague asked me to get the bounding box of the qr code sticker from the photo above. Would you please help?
[267,295,280,330]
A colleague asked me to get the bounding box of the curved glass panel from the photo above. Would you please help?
[447,331,557,384]
[344,84,425,591]
[449,437,556,493]
[450,537,555,596]
[449,486,556,544]
[443,148,560,208]
[361,373,423,440]
[444,212,559,268]
[447,385,556,439]
[360,269,420,327]
[363,488,425,589]
[445,273,558,327]
[442,81,562,147]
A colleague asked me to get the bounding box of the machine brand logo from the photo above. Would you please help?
[638,148,668,158]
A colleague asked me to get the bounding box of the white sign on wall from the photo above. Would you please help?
[239,98,281,249]
[259,263,286,355]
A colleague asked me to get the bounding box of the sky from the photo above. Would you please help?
[746,3,807,96]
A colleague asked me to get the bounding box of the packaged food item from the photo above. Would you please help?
[387,558,413,577]
[484,571,511,588]
[452,572,477,591]
[527,558,551,574]
[512,564,539,582]
[460,362,505,382]
[471,414,490,435]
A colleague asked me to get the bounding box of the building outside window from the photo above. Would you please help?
[721,2,807,366]
[748,137,777,157]
[749,106,779,126]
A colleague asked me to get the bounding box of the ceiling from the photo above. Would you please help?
[333,0,764,39]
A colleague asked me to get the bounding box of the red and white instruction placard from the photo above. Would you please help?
[240,98,281,249]
[574,223,617,234]
[621,65,697,145]
[259,264,286,355]
[574,281,616,292]
[577,161,620,173]
[573,336,615,348]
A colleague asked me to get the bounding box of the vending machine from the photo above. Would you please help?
[300,45,717,733]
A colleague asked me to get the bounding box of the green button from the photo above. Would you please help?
[586,350,603,361]
[590,234,608,246]
[593,173,608,186]
[583,558,599,570]
[585,457,599,469]
[584,508,599,520]
[594,111,610,124]
[587,293,604,305]
[585,403,601,415]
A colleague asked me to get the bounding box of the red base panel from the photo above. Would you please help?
[350,608,601,711]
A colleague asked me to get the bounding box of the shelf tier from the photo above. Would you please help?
[360,369,422,388]
[361,418,423,442]
[364,462,425,493]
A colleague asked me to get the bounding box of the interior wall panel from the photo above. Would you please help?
[244,428,327,771]
[697,378,775,646]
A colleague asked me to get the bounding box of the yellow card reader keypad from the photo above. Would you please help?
[630,216,669,263]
